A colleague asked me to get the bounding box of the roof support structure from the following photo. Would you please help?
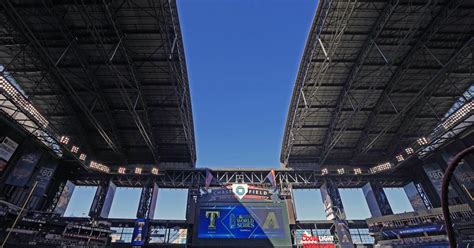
[354,0,467,155]
[371,38,473,155]
[147,0,196,163]
[69,1,161,164]
[41,2,124,155]
[318,0,400,165]
[1,0,121,154]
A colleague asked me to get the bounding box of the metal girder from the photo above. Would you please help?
[72,169,409,189]
[282,0,348,164]
[385,40,473,155]
[1,0,121,153]
[101,0,160,164]
[41,2,124,155]
[65,0,165,164]
[147,0,196,163]
[354,0,467,155]
[319,0,439,165]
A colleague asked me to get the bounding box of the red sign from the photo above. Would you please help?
[301,234,335,248]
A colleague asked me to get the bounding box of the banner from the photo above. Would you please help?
[423,163,460,203]
[5,148,41,186]
[131,218,148,246]
[362,183,393,217]
[0,137,18,162]
[404,182,429,211]
[334,220,353,248]
[205,170,213,190]
[54,180,75,216]
[31,161,57,196]
[320,183,345,220]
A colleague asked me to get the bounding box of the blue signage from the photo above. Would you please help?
[198,204,287,239]
[131,218,148,246]
[382,224,445,238]
[5,149,41,186]
[31,161,57,196]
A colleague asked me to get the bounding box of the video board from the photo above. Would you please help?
[193,185,292,247]
[198,204,286,239]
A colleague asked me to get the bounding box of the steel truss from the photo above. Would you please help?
[73,169,410,188]
[281,0,474,168]
[0,0,196,166]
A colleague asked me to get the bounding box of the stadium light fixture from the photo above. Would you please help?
[417,137,429,146]
[118,167,126,174]
[79,153,86,161]
[442,101,473,129]
[405,147,414,155]
[396,154,404,162]
[59,136,70,144]
[370,162,392,174]
[337,168,345,175]
[321,168,328,175]
[354,168,362,175]
[89,161,110,173]
[151,167,159,175]
[71,146,79,153]
[0,76,49,128]
[135,167,142,175]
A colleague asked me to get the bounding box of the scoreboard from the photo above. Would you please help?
[192,185,292,247]
[198,203,287,239]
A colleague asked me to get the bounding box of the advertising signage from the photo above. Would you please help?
[301,233,335,248]
[198,204,287,239]
[381,224,445,238]
[194,184,292,247]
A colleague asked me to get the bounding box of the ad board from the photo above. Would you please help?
[198,204,286,239]
[0,136,18,162]
[194,184,291,247]
[54,180,76,216]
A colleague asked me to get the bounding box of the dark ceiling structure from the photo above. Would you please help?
[281,0,473,169]
[0,0,195,168]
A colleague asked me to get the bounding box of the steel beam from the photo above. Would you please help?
[72,169,410,189]
[1,0,121,153]
[354,0,466,155]
[318,0,399,165]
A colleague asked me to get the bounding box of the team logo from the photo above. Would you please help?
[231,184,248,199]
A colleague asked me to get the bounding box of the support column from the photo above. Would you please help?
[50,180,75,216]
[136,182,159,219]
[403,182,433,211]
[89,179,116,219]
[362,182,393,217]
[320,182,353,248]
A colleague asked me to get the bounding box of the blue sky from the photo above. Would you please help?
[65,0,413,221]
[181,0,317,167]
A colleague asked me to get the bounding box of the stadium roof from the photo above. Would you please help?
[281,0,473,169]
[0,0,196,168]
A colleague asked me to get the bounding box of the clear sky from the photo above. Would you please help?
[65,0,414,222]
[181,0,318,167]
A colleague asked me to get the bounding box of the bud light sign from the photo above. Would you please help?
[301,233,335,248]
